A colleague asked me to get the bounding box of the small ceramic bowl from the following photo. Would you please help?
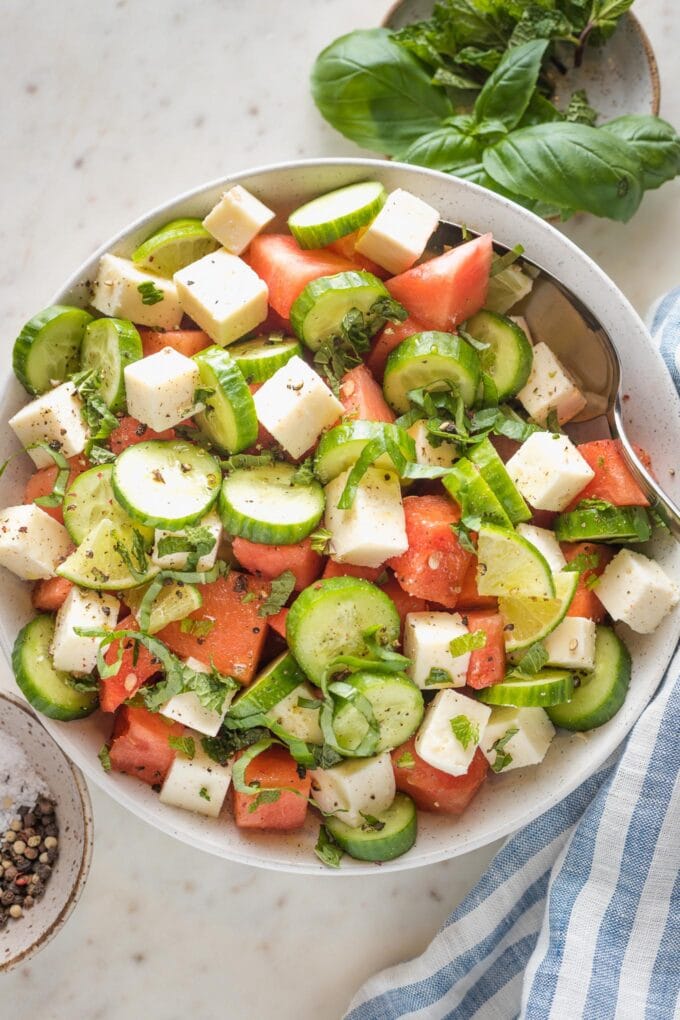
[0,690,93,973]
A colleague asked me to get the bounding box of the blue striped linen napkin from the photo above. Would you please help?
[345,290,680,1020]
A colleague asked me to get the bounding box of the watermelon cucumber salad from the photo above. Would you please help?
[2,180,678,866]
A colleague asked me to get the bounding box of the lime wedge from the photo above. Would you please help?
[476,523,556,599]
[132,218,219,278]
[499,571,579,652]
[125,581,203,634]
[57,519,158,591]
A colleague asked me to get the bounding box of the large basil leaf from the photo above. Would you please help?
[310,29,452,157]
[402,125,482,171]
[483,121,644,221]
[518,91,563,128]
[473,39,548,131]
[453,161,537,210]
[601,115,680,191]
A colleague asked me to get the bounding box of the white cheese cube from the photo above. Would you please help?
[124,347,202,431]
[51,587,119,674]
[354,189,439,275]
[324,466,407,568]
[481,706,555,772]
[544,616,597,671]
[91,253,182,329]
[517,342,587,426]
[202,185,275,255]
[174,248,268,345]
[404,611,471,689]
[160,739,232,818]
[9,381,89,468]
[595,549,679,634]
[253,355,343,459]
[407,421,458,469]
[0,505,72,580]
[309,752,395,828]
[516,524,567,573]
[160,658,236,737]
[152,511,222,571]
[416,689,491,777]
[506,432,595,512]
[265,681,323,745]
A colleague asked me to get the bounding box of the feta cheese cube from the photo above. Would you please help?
[9,381,89,468]
[152,511,222,571]
[91,254,182,329]
[202,185,275,255]
[403,611,471,689]
[160,658,236,737]
[517,342,587,426]
[595,549,679,634]
[253,355,343,459]
[265,681,323,745]
[0,505,73,580]
[481,706,555,772]
[160,739,232,817]
[309,752,395,828]
[324,467,407,568]
[123,347,202,431]
[51,587,119,674]
[506,432,595,512]
[355,189,439,275]
[174,249,268,345]
[544,616,597,671]
[516,524,567,573]
[416,689,491,777]
[408,421,458,469]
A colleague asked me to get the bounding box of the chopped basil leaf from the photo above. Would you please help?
[259,570,296,617]
[199,786,211,801]
[314,824,343,868]
[179,617,215,638]
[297,696,321,710]
[137,281,165,305]
[98,745,112,771]
[450,714,480,751]
[449,630,487,657]
[310,527,333,554]
[562,551,599,576]
[425,667,452,686]
[490,725,519,773]
[516,641,549,674]
[221,452,275,471]
[360,812,386,832]
[313,297,406,394]
[395,750,415,769]
[202,726,271,765]
[156,525,216,571]
[67,674,100,694]
[248,788,282,813]
[168,735,196,759]
[292,457,316,486]
[490,244,524,277]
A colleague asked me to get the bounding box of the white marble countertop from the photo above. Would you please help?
[1,1,679,1017]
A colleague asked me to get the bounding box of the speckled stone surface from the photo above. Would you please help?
[1,1,679,1017]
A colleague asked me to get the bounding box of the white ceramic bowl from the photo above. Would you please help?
[1,159,678,875]
[0,689,93,970]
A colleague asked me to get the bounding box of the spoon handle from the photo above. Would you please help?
[610,395,680,541]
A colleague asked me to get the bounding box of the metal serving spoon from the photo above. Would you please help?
[432,220,680,540]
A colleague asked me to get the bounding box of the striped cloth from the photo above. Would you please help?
[345,292,680,1020]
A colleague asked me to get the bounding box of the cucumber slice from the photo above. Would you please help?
[132,217,219,278]
[80,317,143,412]
[229,652,307,720]
[219,463,324,545]
[63,464,153,545]
[442,458,512,528]
[287,181,387,249]
[57,519,158,591]
[477,668,575,707]
[332,671,424,753]
[229,335,302,383]
[287,577,401,686]
[554,504,652,544]
[464,310,533,401]
[477,523,556,598]
[12,615,98,721]
[113,440,221,530]
[468,437,531,524]
[547,626,631,731]
[193,346,257,454]
[13,305,93,395]
[500,571,579,652]
[290,271,391,351]
[325,791,417,862]
[124,581,203,634]
[383,332,481,412]
[315,420,416,484]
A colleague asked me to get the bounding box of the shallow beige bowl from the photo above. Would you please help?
[0,689,93,972]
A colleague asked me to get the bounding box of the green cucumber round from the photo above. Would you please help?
[229,335,302,383]
[554,504,652,544]
[12,615,98,721]
[547,626,631,731]
[112,440,221,530]
[477,669,575,707]
[80,317,143,412]
[287,181,387,249]
[383,332,481,412]
[325,792,417,862]
[443,458,512,528]
[193,345,258,454]
[290,270,391,351]
[464,310,533,401]
[468,437,531,524]
[63,463,153,545]
[332,671,424,753]
[13,305,93,395]
[229,652,307,720]
[314,420,416,484]
[132,217,219,277]
[219,463,324,545]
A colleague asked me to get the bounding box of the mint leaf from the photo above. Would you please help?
[199,786,211,801]
[310,528,333,554]
[168,735,196,759]
[314,824,343,868]
[259,570,296,617]
[137,281,165,305]
[248,788,282,813]
[489,725,519,773]
[395,750,415,769]
[98,745,112,772]
[449,630,487,657]
[515,641,549,675]
[425,666,453,686]
[450,714,480,751]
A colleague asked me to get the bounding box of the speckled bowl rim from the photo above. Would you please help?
[0,691,94,972]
